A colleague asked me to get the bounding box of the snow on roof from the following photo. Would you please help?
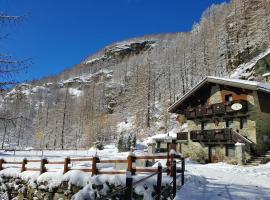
[146,128,178,144]
[168,76,270,113]
[263,72,270,77]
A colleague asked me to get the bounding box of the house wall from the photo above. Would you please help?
[208,85,222,104]
[186,85,257,143]
[254,91,270,153]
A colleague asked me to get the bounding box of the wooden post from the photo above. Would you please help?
[40,158,47,175]
[181,157,185,186]
[170,153,175,177]
[172,160,177,198]
[208,145,212,163]
[125,173,133,200]
[92,156,99,176]
[21,158,27,172]
[63,157,70,174]
[156,163,162,200]
[127,153,135,175]
[0,159,4,171]
[166,143,170,175]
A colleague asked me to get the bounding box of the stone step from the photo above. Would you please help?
[247,160,262,163]
[247,163,259,166]
[251,157,265,159]
[247,160,262,164]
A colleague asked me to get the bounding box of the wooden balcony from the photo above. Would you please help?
[190,128,232,142]
[189,128,253,153]
[185,100,248,119]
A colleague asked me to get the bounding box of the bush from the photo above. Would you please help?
[95,141,104,150]
[226,157,239,165]
[183,143,208,164]
[262,157,270,164]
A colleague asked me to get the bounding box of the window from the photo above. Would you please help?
[201,122,205,130]
[225,94,233,104]
[226,119,234,128]
[240,117,248,129]
[156,142,161,149]
[226,145,235,157]
[201,121,209,130]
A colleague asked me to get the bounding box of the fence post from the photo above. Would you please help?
[156,163,162,200]
[181,157,185,186]
[92,156,99,176]
[172,160,177,198]
[63,157,70,174]
[0,159,4,171]
[166,143,170,175]
[170,153,175,177]
[40,158,47,175]
[125,172,133,200]
[127,152,135,175]
[21,158,27,172]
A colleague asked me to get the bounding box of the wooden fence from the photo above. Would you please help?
[0,153,185,199]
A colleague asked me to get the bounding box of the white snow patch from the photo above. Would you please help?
[69,88,82,97]
[175,162,270,200]
[117,118,134,133]
[230,48,270,79]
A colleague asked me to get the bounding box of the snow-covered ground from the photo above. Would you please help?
[2,145,270,200]
[175,161,270,200]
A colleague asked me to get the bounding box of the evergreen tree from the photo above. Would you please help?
[127,134,132,151]
[117,133,125,152]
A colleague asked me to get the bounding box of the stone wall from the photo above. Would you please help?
[0,176,81,200]
[208,85,222,104]
[0,170,175,200]
[253,92,270,153]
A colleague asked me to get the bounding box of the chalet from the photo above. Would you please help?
[168,76,270,163]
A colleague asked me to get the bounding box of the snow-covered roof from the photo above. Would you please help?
[168,76,270,113]
[263,72,270,77]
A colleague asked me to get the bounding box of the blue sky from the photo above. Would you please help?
[2,0,229,82]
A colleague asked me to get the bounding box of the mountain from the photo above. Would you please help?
[0,0,270,150]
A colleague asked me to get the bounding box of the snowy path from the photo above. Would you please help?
[175,162,270,200]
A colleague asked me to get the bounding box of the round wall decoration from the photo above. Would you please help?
[231,103,243,111]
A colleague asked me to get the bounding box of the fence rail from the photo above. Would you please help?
[0,153,185,200]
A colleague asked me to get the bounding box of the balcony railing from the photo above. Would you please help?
[190,128,232,142]
[189,128,253,153]
[185,100,248,119]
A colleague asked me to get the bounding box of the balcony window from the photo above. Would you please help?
[240,117,247,129]
[201,121,210,130]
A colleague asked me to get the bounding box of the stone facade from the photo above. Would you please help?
[183,84,270,161]
[187,86,258,144]
[253,92,270,153]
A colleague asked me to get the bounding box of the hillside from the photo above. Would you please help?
[0,0,270,150]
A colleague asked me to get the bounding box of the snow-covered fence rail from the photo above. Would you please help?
[0,154,185,199]
[0,153,185,177]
